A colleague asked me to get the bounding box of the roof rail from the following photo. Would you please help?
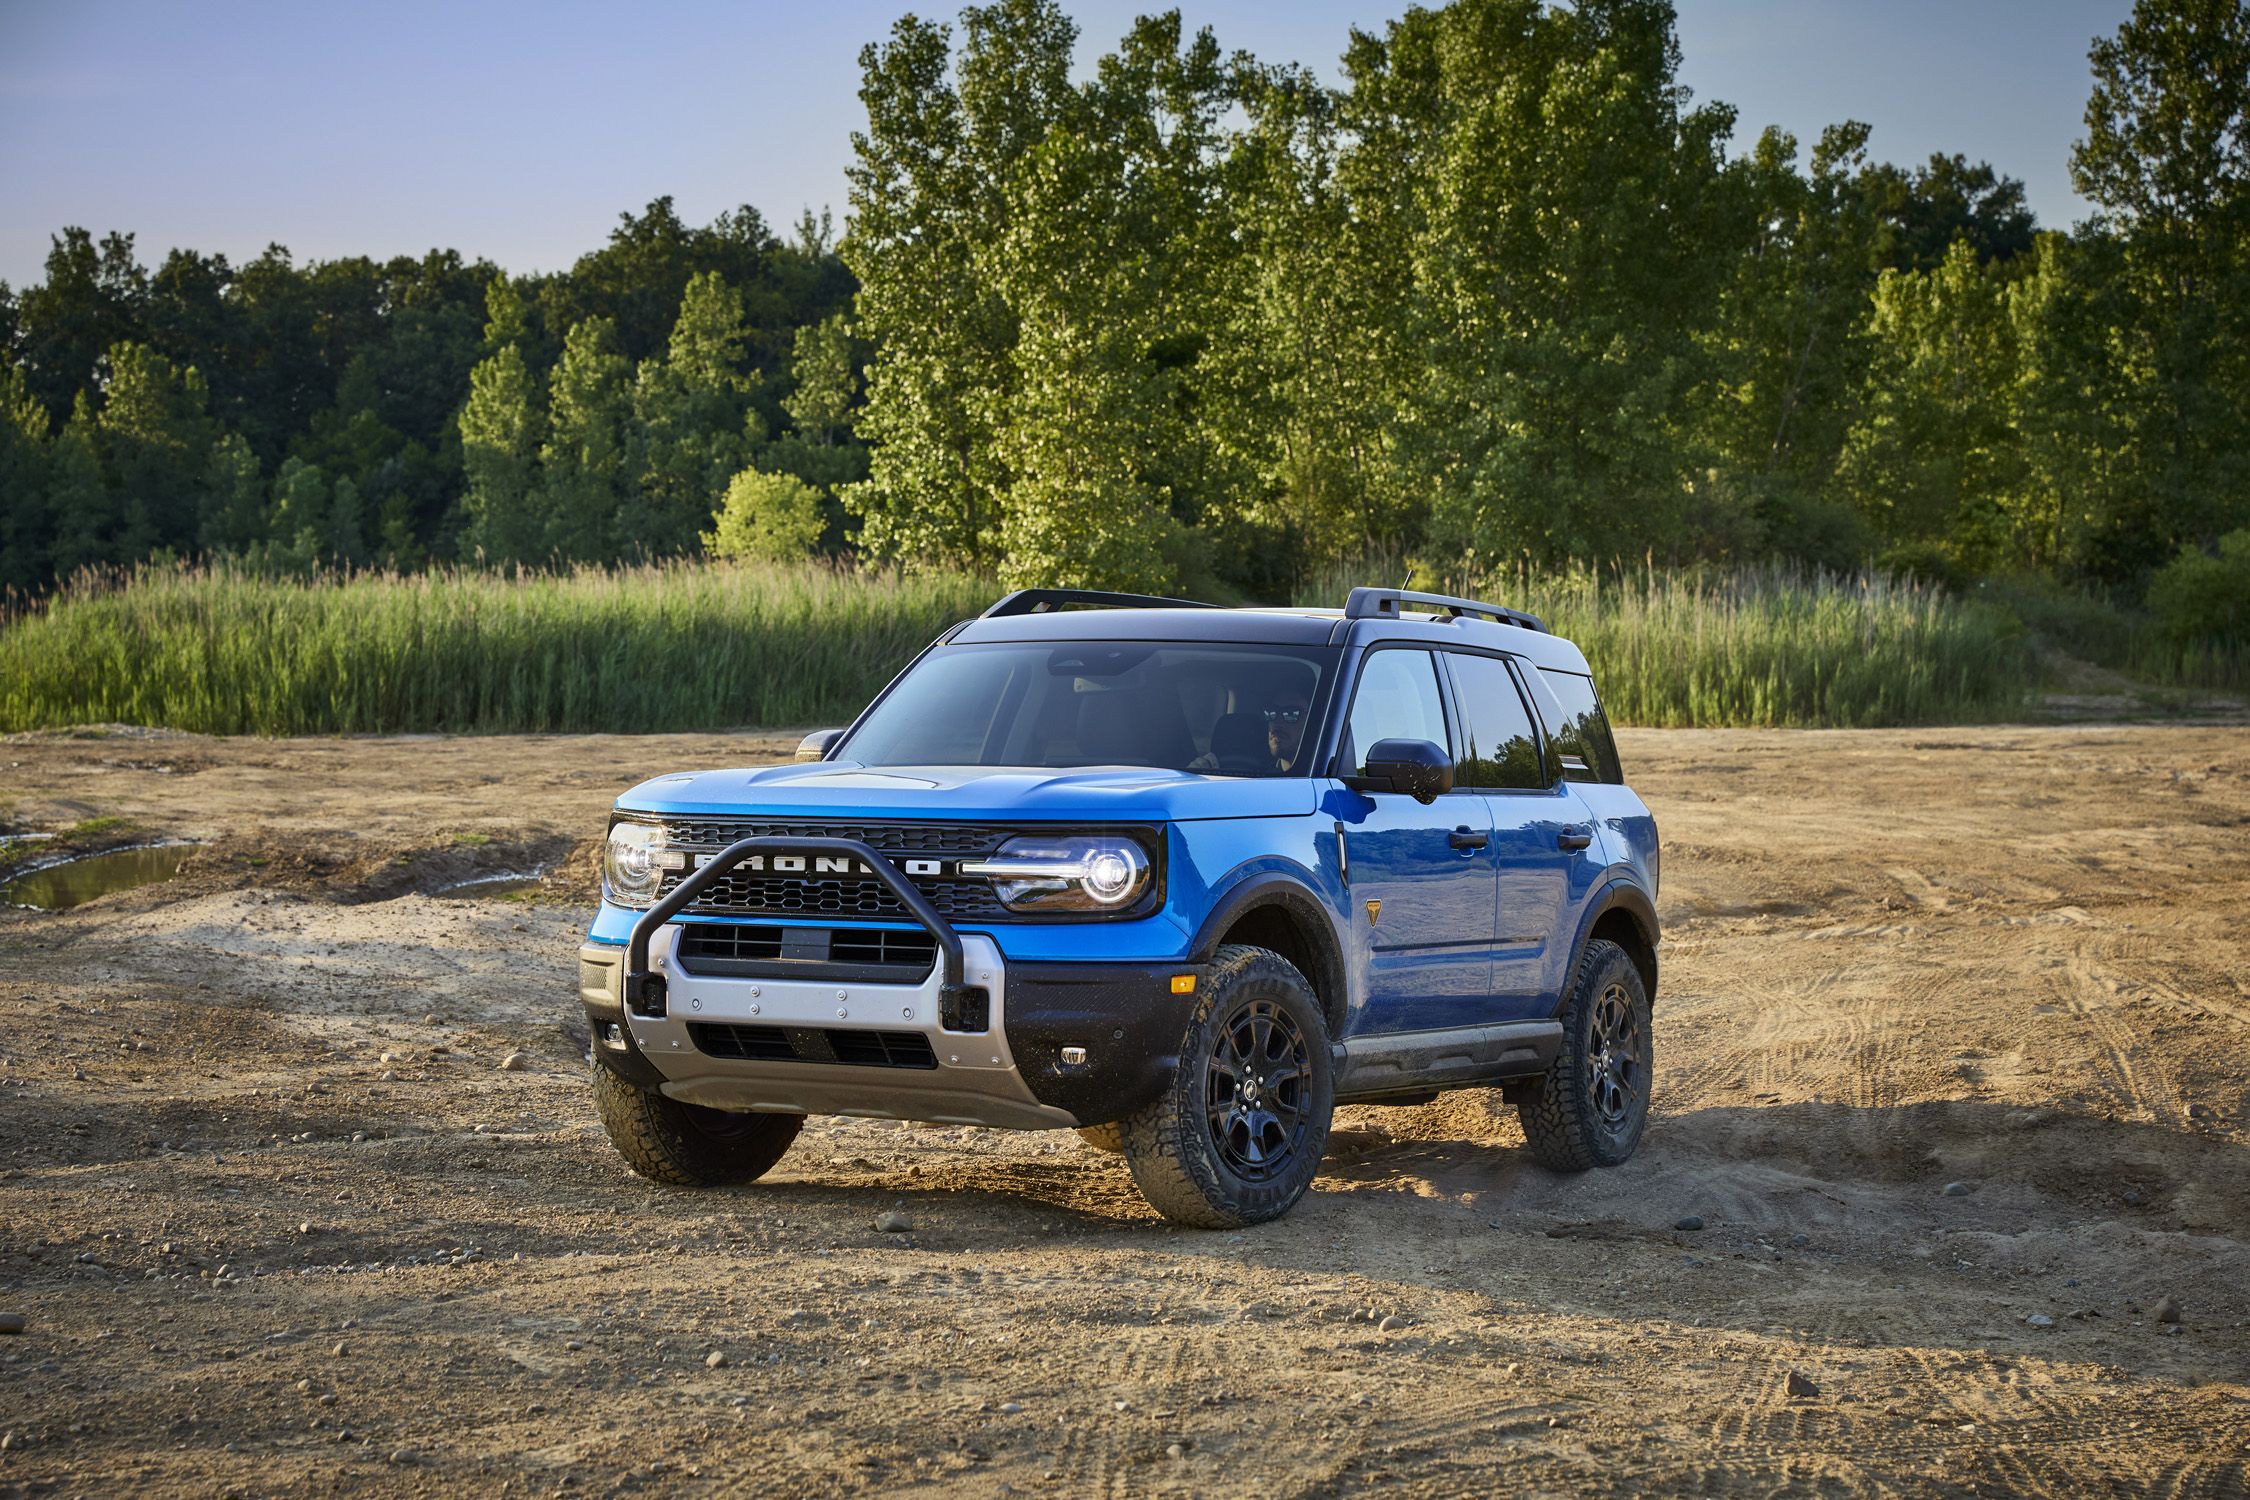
[982,588,1221,618]
[1343,586,1546,633]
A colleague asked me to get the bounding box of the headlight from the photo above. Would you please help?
[962,835,1152,913]
[603,822,674,907]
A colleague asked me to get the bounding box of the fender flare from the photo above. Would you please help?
[1567,877,1660,1001]
[1186,869,1351,1032]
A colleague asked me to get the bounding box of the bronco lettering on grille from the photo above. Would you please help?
[692,851,952,877]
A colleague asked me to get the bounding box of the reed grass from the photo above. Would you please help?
[1303,559,2036,727]
[0,561,992,735]
[1,557,2036,735]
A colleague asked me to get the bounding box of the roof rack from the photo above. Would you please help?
[1343,586,1546,633]
[982,588,1221,618]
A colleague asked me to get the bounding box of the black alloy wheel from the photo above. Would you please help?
[1120,943,1335,1228]
[1587,981,1647,1128]
[1204,997,1315,1183]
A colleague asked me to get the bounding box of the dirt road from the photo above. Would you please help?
[2,723,2246,1496]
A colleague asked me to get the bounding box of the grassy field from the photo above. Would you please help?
[1306,560,2037,728]
[1,559,2038,735]
[0,562,991,736]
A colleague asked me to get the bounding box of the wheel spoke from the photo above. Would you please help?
[1199,992,1314,1183]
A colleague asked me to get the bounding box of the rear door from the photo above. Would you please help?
[1442,650,1600,1021]
[1330,645,1497,1034]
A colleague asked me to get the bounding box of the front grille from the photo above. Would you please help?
[652,819,1014,922]
[674,922,938,981]
[690,1023,938,1070]
[634,817,1161,924]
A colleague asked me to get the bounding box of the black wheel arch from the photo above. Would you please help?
[1186,872,1350,1036]
[1569,880,1659,1004]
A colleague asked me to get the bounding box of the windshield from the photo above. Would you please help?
[841,642,1338,776]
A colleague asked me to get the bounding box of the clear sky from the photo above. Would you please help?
[0,0,2132,289]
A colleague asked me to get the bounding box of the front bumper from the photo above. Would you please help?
[579,938,1200,1130]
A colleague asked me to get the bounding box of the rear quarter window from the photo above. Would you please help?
[1536,669,1624,785]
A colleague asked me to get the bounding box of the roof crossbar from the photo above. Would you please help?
[1343,586,1547,633]
[982,588,1221,618]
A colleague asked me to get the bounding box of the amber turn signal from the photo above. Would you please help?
[1169,974,1196,994]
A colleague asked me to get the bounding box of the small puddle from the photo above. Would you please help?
[435,869,550,900]
[3,842,200,911]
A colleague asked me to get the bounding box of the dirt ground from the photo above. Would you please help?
[1,721,2246,1497]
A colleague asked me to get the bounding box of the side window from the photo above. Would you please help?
[1340,649,1448,776]
[1537,669,1625,784]
[1448,653,1547,790]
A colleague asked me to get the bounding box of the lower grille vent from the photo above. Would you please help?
[675,923,936,981]
[690,1023,938,1071]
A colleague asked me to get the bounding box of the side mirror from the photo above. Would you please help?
[795,728,845,763]
[1346,738,1453,804]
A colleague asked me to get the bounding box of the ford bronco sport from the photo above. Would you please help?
[577,587,1659,1227]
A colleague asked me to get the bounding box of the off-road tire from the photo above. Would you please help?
[1517,938,1651,1172]
[1121,944,1335,1228]
[591,1065,802,1186]
[1075,1122,1126,1153]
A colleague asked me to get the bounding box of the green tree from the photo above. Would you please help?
[781,311,858,447]
[537,316,638,560]
[0,360,52,590]
[1337,0,1745,575]
[1695,123,1887,565]
[989,14,1235,590]
[94,341,216,559]
[200,430,266,553]
[702,466,825,560]
[45,396,112,577]
[1199,61,1411,587]
[13,229,147,422]
[457,343,544,564]
[2070,0,2250,576]
[1830,239,2076,576]
[632,272,763,555]
[845,1,1080,567]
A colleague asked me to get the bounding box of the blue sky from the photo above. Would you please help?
[0,0,2130,288]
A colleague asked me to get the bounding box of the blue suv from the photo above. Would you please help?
[577,587,1660,1227]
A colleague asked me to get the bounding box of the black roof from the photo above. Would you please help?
[951,596,1594,672]
[956,606,1341,646]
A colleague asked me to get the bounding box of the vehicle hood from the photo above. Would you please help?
[614,762,1317,823]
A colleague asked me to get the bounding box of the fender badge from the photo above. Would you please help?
[1364,898,1382,925]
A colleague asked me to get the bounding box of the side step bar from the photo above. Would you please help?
[1334,1020,1562,1103]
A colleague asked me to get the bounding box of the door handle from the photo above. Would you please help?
[1557,826,1593,851]
[1448,826,1489,851]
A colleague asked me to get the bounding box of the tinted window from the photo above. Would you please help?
[1448,653,1547,789]
[1538,669,1624,784]
[1341,649,1448,776]
[841,642,1336,775]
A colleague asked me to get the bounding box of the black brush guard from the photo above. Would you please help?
[624,837,972,1019]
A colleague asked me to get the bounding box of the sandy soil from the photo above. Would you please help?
[1,722,2246,1497]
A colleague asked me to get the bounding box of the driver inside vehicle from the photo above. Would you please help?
[1265,685,1311,771]
[1189,680,1313,776]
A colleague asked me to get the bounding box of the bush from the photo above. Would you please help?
[2147,529,2250,652]
[703,468,825,561]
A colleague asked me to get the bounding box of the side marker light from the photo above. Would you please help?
[1170,974,1196,995]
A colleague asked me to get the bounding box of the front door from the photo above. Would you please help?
[1330,646,1497,1034]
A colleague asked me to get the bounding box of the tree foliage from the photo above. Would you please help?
[2,0,2245,648]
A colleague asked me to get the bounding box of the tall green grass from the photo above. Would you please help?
[0,561,993,735]
[1303,560,2036,727]
[1,558,2035,735]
